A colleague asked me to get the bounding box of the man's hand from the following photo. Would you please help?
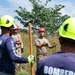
[42,42,48,47]
[16,39,21,45]
[52,43,57,47]
[28,55,35,64]
[49,43,57,48]
[44,43,48,46]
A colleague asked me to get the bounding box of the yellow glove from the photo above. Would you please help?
[28,55,35,64]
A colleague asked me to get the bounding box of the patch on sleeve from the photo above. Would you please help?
[0,40,2,45]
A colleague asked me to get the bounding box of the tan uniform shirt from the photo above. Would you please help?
[12,33,21,49]
[35,37,50,56]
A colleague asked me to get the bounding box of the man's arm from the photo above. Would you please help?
[6,38,28,63]
[48,43,56,48]
[35,43,46,48]
[19,34,24,53]
[44,39,56,48]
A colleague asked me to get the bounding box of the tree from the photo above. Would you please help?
[15,0,70,34]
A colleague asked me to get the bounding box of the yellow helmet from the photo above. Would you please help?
[0,15,15,27]
[59,17,75,40]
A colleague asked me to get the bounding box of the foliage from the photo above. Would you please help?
[15,0,70,35]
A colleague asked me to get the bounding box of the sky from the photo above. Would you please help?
[0,0,75,28]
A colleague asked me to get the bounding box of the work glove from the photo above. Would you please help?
[28,55,35,64]
[21,48,24,53]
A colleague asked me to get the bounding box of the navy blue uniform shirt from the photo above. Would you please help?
[0,34,28,74]
[36,52,75,75]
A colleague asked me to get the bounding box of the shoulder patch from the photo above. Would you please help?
[0,40,2,45]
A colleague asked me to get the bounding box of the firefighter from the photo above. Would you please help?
[12,24,24,75]
[0,15,34,75]
[35,27,56,65]
[36,17,75,75]
[12,24,23,56]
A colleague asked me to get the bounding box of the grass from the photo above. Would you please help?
[18,31,60,75]
[18,69,29,75]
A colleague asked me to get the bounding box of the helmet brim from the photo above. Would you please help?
[0,24,15,27]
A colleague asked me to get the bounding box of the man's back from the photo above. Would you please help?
[36,52,75,75]
[0,34,15,74]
